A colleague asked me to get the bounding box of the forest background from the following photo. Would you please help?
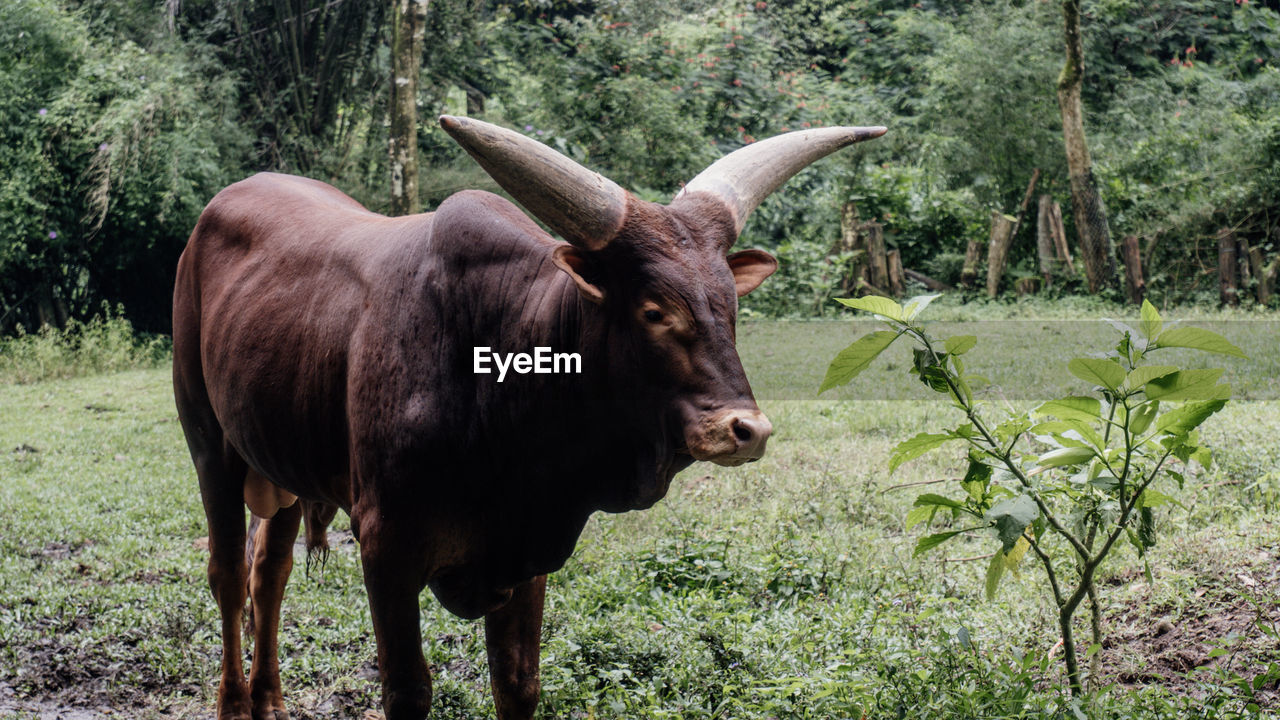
[2,0,1279,334]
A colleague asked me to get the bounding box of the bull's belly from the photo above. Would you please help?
[213,395,353,509]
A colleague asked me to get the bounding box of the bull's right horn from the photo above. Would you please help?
[440,116,628,251]
[676,125,887,237]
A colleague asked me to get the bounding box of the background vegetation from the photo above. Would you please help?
[3,2,1280,717]
[2,0,1279,333]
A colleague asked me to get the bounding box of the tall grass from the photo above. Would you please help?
[0,310,169,384]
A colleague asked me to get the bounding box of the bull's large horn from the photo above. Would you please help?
[676,126,887,236]
[440,115,627,251]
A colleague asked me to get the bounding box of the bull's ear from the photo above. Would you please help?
[726,249,778,297]
[552,245,606,305]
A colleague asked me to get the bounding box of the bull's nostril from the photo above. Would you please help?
[733,421,753,443]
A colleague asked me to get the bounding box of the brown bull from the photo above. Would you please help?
[173,116,884,720]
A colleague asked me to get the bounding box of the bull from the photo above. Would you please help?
[172,116,885,720]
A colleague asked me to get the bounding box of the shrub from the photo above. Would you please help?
[0,309,169,384]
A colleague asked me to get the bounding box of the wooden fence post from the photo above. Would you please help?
[1120,235,1145,306]
[1218,228,1238,306]
[961,239,984,289]
[1037,195,1057,287]
[887,249,906,297]
[864,221,888,292]
[835,202,867,296]
[986,211,1016,298]
[1049,201,1074,275]
[1251,244,1275,305]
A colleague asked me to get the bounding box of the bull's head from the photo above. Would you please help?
[440,116,884,489]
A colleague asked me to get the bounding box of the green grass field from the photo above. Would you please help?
[2,312,1278,719]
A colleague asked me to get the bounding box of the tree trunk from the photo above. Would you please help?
[1037,195,1058,286]
[961,238,985,289]
[1218,228,1238,307]
[986,211,1016,298]
[887,249,906,298]
[390,0,429,216]
[863,221,888,293]
[1058,0,1116,293]
[1120,235,1145,306]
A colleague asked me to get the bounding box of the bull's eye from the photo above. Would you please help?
[643,309,663,323]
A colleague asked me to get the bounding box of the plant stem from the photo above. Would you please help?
[1087,579,1102,690]
[913,328,1090,561]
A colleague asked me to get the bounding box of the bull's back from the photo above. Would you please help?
[174,173,431,501]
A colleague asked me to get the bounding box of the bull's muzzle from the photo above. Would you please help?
[688,409,773,466]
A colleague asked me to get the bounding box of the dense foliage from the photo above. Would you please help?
[2,0,1279,331]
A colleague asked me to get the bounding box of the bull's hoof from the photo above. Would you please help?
[383,685,431,720]
[251,693,289,720]
[218,691,253,720]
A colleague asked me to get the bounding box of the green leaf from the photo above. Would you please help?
[1153,327,1246,358]
[1068,358,1126,391]
[1030,420,1103,449]
[889,432,956,472]
[1144,369,1225,401]
[985,550,1006,601]
[1036,446,1096,468]
[819,331,899,393]
[1139,300,1163,340]
[1034,396,1102,423]
[1125,365,1178,390]
[1138,488,1176,508]
[961,458,993,502]
[986,495,1038,553]
[835,296,905,322]
[1190,446,1212,469]
[914,493,966,510]
[1128,401,1158,435]
[914,530,964,557]
[1086,643,1103,659]
[945,335,977,356]
[918,365,952,394]
[1154,398,1228,437]
[903,293,941,320]
[1088,475,1120,492]
[1105,319,1142,342]
[905,504,938,530]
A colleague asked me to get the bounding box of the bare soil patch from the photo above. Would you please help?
[1101,542,1280,707]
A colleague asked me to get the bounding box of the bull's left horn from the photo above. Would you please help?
[675,125,887,236]
[440,115,627,251]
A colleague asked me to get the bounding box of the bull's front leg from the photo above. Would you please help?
[485,574,547,720]
[359,532,432,719]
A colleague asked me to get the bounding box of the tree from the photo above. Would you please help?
[1058,0,1117,293]
[390,0,428,216]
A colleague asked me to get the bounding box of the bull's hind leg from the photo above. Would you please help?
[485,574,547,720]
[186,438,253,720]
[247,501,303,720]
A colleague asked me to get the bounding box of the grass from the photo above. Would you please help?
[1,309,1278,719]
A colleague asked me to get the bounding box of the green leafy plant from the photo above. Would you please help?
[822,295,1245,695]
